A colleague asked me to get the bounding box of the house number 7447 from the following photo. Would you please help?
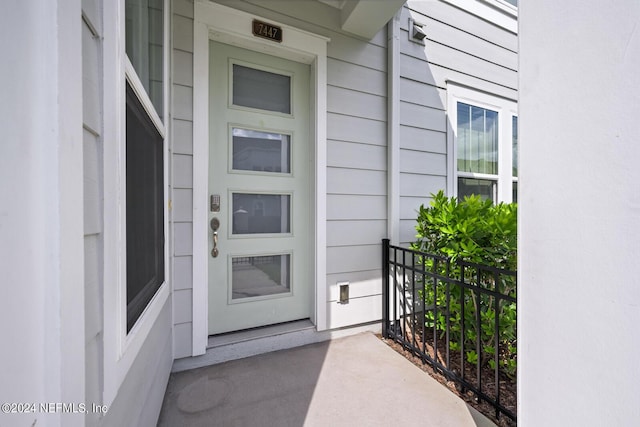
[252,19,283,43]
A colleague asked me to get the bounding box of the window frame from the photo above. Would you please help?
[447,83,517,203]
[103,0,170,406]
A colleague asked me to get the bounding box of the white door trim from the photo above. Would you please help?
[193,1,329,356]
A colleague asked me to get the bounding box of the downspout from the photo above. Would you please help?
[387,10,401,244]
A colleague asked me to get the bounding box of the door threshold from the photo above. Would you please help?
[207,319,315,349]
[171,321,381,373]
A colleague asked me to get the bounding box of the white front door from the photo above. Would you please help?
[208,41,312,335]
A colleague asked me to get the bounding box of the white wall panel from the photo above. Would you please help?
[327,85,386,121]
[327,220,387,246]
[326,294,381,329]
[172,50,193,86]
[327,57,386,96]
[173,289,193,324]
[173,0,194,19]
[519,2,640,424]
[326,195,387,220]
[327,113,386,146]
[171,4,195,360]
[327,244,381,274]
[172,84,193,120]
[173,14,194,52]
[82,22,101,132]
[173,222,193,256]
[172,188,193,222]
[401,14,517,70]
[400,149,446,175]
[84,235,101,342]
[399,78,445,110]
[83,129,101,235]
[399,173,447,197]
[173,322,193,360]
[326,269,382,301]
[400,195,432,220]
[406,1,518,52]
[400,126,446,154]
[327,167,387,195]
[399,101,446,132]
[327,31,386,70]
[172,154,193,188]
[327,140,386,171]
[173,256,193,291]
[172,119,193,154]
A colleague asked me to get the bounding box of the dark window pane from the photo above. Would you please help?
[125,0,164,117]
[232,64,291,114]
[458,177,496,202]
[126,82,165,332]
[512,181,518,204]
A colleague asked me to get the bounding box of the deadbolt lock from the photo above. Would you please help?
[210,217,220,231]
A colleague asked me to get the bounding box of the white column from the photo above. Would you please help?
[0,1,85,426]
[519,1,640,424]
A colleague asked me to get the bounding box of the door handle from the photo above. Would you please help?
[212,232,219,258]
[211,217,220,258]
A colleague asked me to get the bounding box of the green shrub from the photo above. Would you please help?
[411,191,517,378]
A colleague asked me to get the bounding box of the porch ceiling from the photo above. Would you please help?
[320,0,406,39]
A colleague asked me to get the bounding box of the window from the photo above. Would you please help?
[125,82,165,332]
[448,84,517,203]
[103,0,168,406]
[456,102,499,201]
[124,0,166,332]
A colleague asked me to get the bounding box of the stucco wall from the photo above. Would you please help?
[519,1,640,424]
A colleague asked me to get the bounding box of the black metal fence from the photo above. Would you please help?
[382,239,517,422]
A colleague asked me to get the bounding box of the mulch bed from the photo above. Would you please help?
[378,329,517,426]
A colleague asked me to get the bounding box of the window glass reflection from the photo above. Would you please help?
[457,102,499,175]
[232,193,290,235]
[232,255,291,299]
[232,128,290,173]
[232,64,291,114]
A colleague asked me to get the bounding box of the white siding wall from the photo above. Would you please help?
[398,1,518,246]
[324,28,387,328]
[81,2,104,425]
[171,0,195,360]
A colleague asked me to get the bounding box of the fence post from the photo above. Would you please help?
[382,239,390,338]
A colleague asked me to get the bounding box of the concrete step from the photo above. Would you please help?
[171,320,380,372]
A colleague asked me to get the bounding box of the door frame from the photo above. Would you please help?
[192,1,329,356]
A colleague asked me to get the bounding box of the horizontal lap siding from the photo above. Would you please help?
[399,1,518,246]
[81,10,103,426]
[324,25,387,329]
[172,0,195,359]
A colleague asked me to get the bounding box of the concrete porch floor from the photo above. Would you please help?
[158,332,496,426]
